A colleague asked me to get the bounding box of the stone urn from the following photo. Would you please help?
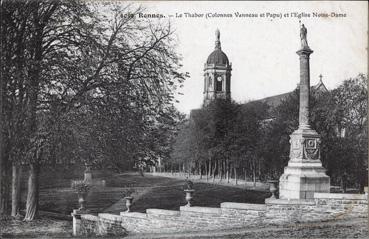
[268,180,279,199]
[124,196,134,212]
[84,163,93,182]
[73,181,90,212]
[77,192,88,212]
[184,189,195,207]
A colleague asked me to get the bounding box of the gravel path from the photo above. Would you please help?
[1,217,367,238]
[126,217,368,239]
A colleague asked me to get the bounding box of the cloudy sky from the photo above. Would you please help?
[135,1,367,114]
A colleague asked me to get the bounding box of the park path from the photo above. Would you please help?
[125,217,368,239]
[103,174,186,214]
[103,172,269,214]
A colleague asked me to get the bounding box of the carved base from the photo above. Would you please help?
[279,127,330,199]
[279,166,330,199]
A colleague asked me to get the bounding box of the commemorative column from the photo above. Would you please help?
[278,24,330,199]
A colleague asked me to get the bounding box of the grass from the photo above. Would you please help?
[35,172,269,214]
[2,172,269,238]
[0,217,72,238]
[1,172,368,238]
[131,179,269,212]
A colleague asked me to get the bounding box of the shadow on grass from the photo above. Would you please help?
[131,181,271,212]
[0,218,72,238]
[33,173,270,216]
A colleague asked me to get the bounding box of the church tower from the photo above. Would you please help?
[203,29,232,106]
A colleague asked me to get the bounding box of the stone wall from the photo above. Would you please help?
[79,214,127,237]
[265,193,367,224]
[74,193,367,236]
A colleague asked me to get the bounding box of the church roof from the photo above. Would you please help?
[206,29,230,66]
[258,92,292,108]
[251,76,329,109]
[312,74,328,92]
[207,49,229,65]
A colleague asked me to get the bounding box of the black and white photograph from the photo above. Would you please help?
[0,1,368,238]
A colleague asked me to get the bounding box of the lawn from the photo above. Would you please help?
[1,172,270,238]
[1,172,367,238]
[36,172,270,214]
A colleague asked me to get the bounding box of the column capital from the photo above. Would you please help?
[296,48,313,56]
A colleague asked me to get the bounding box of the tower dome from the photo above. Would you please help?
[206,49,229,65]
[206,29,230,65]
[203,29,232,106]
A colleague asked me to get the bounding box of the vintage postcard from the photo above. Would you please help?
[0,1,367,238]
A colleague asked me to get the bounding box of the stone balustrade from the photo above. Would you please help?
[72,192,367,236]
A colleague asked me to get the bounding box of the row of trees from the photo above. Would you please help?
[0,1,187,220]
[169,74,368,190]
[171,98,269,185]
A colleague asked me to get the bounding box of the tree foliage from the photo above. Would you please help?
[170,99,269,182]
[1,0,188,220]
[170,74,367,189]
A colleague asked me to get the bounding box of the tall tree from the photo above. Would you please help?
[1,1,187,220]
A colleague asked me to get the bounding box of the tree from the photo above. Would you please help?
[170,98,268,185]
[263,74,367,188]
[1,1,188,220]
[315,74,368,190]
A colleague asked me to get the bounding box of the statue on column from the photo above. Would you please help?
[215,29,221,49]
[300,24,309,49]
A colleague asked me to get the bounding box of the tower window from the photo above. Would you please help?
[216,76,223,91]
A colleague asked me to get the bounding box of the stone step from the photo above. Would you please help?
[221,202,266,211]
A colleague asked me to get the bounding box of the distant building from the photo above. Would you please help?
[254,74,328,109]
[203,29,232,106]
[192,29,329,120]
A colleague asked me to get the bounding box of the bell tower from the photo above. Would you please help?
[203,29,232,106]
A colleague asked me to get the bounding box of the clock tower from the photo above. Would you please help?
[203,29,232,106]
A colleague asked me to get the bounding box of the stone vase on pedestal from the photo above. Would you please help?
[124,196,133,212]
[184,189,194,207]
[77,192,88,212]
[84,163,93,183]
[268,180,278,199]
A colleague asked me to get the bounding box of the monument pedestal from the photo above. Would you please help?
[279,127,330,199]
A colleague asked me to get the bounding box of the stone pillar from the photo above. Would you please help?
[71,209,83,236]
[279,25,330,200]
[297,48,312,129]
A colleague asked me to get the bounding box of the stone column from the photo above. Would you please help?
[71,209,83,236]
[278,24,330,200]
[297,48,313,129]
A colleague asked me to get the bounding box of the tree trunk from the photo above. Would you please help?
[226,160,230,183]
[199,164,203,179]
[234,167,238,185]
[0,77,3,215]
[205,161,209,181]
[212,160,217,183]
[253,164,256,188]
[0,155,11,215]
[208,158,211,178]
[24,163,40,221]
[219,160,223,182]
[0,156,5,215]
[11,163,22,217]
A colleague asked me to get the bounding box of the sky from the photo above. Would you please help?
[133,1,368,114]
